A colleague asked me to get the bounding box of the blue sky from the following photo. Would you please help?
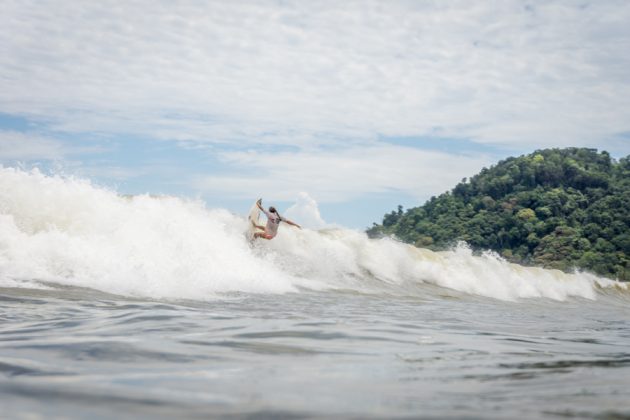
[1,1,630,229]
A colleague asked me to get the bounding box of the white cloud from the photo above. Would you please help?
[75,165,148,182]
[283,192,330,230]
[1,1,629,150]
[0,131,105,162]
[193,144,492,202]
[0,131,66,160]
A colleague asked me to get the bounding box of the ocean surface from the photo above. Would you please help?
[2,167,630,419]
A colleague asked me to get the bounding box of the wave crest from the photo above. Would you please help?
[0,167,626,301]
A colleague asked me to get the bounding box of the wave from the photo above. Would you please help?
[0,167,626,301]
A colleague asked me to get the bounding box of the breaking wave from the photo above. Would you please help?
[0,167,626,301]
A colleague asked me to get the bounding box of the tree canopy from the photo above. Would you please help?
[368,148,630,281]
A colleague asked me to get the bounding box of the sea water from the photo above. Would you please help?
[1,167,630,419]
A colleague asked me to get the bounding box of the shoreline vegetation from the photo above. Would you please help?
[368,148,630,281]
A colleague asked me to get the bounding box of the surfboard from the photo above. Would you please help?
[246,199,261,241]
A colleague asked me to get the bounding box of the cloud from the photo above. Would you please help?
[1,1,629,149]
[193,144,492,202]
[283,192,330,230]
[0,130,107,163]
[74,165,148,181]
[0,131,67,160]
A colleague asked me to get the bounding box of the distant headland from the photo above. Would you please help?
[368,148,630,281]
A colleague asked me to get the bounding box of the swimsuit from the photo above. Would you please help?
[262,210,282,238]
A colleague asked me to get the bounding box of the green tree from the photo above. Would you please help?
[367,148,630,281]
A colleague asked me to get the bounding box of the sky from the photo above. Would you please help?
[1,0,630,229]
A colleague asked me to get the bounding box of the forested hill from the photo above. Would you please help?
[367,148,630,281]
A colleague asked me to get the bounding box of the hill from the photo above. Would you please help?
[367,148,630,281]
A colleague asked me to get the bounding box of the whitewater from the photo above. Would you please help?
[2,167,630,419]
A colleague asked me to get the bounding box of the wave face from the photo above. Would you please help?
[0,167,626,301]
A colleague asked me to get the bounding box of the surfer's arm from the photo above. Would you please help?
[283,218,301,229]
[257,199,271,217]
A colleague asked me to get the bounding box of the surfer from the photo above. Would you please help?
[252,198,301,240]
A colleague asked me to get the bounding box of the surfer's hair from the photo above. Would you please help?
[269,206,277,213]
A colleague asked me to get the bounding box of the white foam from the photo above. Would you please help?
[0,167,626,301]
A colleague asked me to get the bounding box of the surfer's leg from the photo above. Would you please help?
[254,232,274,240]
[254,232,266,240]
[251,220,266,230]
